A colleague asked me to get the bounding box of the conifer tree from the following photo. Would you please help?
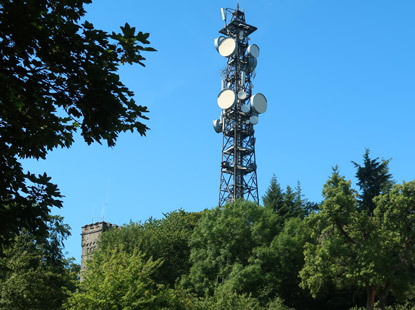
[263,175,284,212]
[262,175,314,226]
[352,149,394,215]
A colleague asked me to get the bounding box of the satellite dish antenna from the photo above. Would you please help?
[247,44,260,58]
[250,114,259,125]
[241,104,250,113]
[247,57,257,73]
[213,119,222,133]
[214,36,225,51]
[221,8,226,21]
[250,93,267,114]
[218,38,237,57]
[217,89,236,109]
[238,90,247,100]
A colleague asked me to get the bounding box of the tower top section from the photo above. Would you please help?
[81,221,118,234]
[218,7,257,37]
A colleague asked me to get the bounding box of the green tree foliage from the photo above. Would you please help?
[352,149,394,215]
[66,247,186,310]
[349,300,415,310]
[186,200,278,296]
[193,289,295,310]
[0,216,78,310]
[300,167,415,310]
[373,182,415,306]
[300,168,362,307]
[262,175,284,211]
[0,0,155,244]
[61,160,414,309]
[185,199,325,309]
[262,175,317,226]
[98,210,203,287]
[194,289,261,310]
[265,297,296,310]
[248,218,313,308]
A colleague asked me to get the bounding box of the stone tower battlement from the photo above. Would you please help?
[81,221,118,275]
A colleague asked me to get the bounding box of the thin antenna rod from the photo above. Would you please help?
[102,180,110,221]
[101,203,105,221]
[92,202,95,223]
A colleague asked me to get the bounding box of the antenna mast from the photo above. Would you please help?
[213,7,267,207]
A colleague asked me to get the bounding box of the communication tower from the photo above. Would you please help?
[213,6,267,207]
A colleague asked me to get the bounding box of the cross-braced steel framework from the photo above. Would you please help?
[218,7,260,207]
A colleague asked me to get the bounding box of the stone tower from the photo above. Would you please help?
[80,221,118,276]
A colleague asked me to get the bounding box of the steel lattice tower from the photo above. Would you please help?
[213,6,267,207]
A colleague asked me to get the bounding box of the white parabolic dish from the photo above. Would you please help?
[247,44,260,58]
[218,89,236,110]
[250,93,267,114]
[218,37,237,57]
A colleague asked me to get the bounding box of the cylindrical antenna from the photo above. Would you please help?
[241,71,246,86]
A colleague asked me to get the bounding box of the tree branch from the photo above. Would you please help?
[335,219,356,244]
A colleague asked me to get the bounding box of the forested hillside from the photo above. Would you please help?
[65,151,415,310]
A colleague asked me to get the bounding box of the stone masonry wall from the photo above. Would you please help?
[80,221,118,279]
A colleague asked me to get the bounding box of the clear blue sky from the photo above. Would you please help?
[22,0,415,263]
